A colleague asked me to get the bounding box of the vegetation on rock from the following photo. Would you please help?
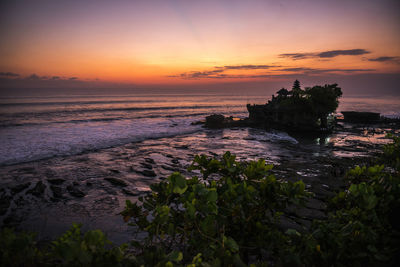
[247,81,343,131]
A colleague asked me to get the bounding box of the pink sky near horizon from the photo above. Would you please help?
[0,0,399,93]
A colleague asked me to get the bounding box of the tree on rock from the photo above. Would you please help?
[291,79,303,97]
[276,88,290,98]
[305,83,342,127]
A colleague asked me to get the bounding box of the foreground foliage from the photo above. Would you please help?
[122,152,310,266]
[1,136,399,266]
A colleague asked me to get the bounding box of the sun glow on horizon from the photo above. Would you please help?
[0,0,399,89]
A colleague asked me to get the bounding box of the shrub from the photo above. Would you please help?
[122,152,310,265]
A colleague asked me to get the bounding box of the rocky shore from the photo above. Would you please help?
[0,120,399,243]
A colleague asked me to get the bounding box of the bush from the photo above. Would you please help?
[122,152,310,266]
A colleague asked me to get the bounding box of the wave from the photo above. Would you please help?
[0,99,166,106]
[3,104,244,116]
[0,111,247,128]
[0,119,204,166]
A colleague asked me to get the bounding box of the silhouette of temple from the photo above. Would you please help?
[247,80,342,132]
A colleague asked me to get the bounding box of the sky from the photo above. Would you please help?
[0,0,399,95]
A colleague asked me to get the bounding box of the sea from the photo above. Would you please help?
[1,89,400,243]
[1,91,399,166]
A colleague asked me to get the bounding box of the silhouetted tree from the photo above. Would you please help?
[291,80,303,97]
[305,83,342,127]
[292,80,300,90]
[276,88,289,97]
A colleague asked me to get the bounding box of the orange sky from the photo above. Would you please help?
[0,0,399,87]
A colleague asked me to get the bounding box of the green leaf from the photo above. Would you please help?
[224,236,239,253]
[185,201,196,218]
[207,189,218,202]
[286,229,301,237]
[168,172,188,194]
[168,251,183,262]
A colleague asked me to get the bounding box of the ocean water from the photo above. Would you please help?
[0,92,399,166]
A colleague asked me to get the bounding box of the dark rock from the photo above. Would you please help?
[161,165,176,171]
[145,158,155,164]
[205,114,248,129]
[175,145,189,149]
[122,188,139,196]
[27,181,46,197]
[104,177,128,187]
[109,169,120,174]
[19,167,35,172]
[50,185,63,199]
[44,169,56,178]
[86,181,93,186]
[205,114,225,129]
[3,214,23,228]
[171,159,179,164]
[103,187,118,195]
[140,162,153,169]
[129,166,136,172]
[341,111,380,123]
[67,185,85,198]
[0,193,11,216]
[47,178,66,185]
[137,169,157,177]
[11,182,31,194]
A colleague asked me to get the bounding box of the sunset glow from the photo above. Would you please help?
[1,0,399,92]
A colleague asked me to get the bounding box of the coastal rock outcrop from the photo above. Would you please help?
[247,80,342,133]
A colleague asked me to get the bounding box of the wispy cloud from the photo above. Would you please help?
[25,74,80,81]
[368,56,399,63]
[278,67,375,74]
[0,72,80,82]
[279,49,370,60]
[176,73,272,79]
[169,64,275,79]
[223,65,273,70]
[171,65,375,79]
[0,72,19,77]
[317,49,370,58]
[278,53,315,60]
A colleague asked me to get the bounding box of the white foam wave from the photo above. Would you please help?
[0,118,202,165]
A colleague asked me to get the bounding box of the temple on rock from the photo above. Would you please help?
[247,80,342,133]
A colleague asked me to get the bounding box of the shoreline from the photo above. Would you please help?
[0,122,398,244]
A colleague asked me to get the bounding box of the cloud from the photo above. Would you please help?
[170,64,278,79]
[368,56,399,62]
[278,67,375,74]
[178,73,271,79]
[0,72,19,77]
[26,73,42,80]
[278,53,315,60]
[172,65,376,80]
[0,72,82,83]
[317,49,370,58]
[279,49,370,60]
[0,73,96,90]
[223,65,273,70]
